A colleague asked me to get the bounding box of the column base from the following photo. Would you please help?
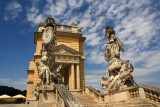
[70,89,83,94]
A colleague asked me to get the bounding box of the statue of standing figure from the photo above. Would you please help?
[100,26,136,92]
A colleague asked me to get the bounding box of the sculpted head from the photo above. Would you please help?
[44,17,56,28]
[105,26,116,44]
[41,55,48,62]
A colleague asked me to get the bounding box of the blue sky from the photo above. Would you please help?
[0,0,160,90]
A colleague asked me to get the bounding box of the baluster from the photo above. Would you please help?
[146,90,149,99]
[154,92,158,102]
[149,91,152,100]
[151,91,154,100]
[130,90,133,98]
[136,88,139,97]
[134,89,136,98]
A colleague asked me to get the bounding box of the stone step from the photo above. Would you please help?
[108,99,158,107]
[73,94,98,105]
[73,93,158,107]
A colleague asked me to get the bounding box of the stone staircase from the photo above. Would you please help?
[73,93,159,107]
[73,93,107,107]
[73,94,97,105]
[55,84,160,107]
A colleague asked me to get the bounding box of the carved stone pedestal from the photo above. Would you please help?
[38,85,56,107]
[104,89,130,103]
[27,99,38,107]
[27,85,60,107]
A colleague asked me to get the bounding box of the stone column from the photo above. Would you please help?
[76,64,80,89]
[71,64,75,90]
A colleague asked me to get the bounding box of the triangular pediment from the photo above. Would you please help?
[54,44,81,56]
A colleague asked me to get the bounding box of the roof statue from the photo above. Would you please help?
[100,26,136,93]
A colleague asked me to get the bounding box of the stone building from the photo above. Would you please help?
[26,22,86,99]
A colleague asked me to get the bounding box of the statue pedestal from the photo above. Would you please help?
[27,99,38,107]
[38,85,56,107]
[27,85,59,107]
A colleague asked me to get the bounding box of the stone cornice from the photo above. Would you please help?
[55,44,82,55]
[80,37,86,43]
[34,31,86,44]
[27,69,34,74]
[27,81,34,84]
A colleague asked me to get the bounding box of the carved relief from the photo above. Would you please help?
[59,48,66,54]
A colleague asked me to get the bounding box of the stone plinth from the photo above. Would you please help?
[27,99,38,107]
[104,90,130,103]
[38,85,56,107]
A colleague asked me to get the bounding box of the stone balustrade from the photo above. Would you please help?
[139,85,160,103]
[56,25,82,34]
[84,86,104,103]
[128,86,140,98]
[38,24,82,34]
[128,85,160,104]
[84,85,160,105]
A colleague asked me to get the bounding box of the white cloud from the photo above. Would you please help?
[0,78,27,85]
[88,17,104,33]
[86,47,106,64]
[44,0,67,17]
[26,7,45,26]
[4,1,22,21]
[24,0,160,89]
[0,78,27,90]
[134,77,160,88]
[68,0,84,9]
[85,74,103,90]
[85,33,101,46]
[132,51,160,76]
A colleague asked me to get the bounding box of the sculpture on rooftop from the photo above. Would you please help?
[100,26,136,93]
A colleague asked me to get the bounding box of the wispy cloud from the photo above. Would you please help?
[4,1,22,21]
[24,0,160,89]
[134,76,160,88]
[26,7,44,26]
[85,74,103,90]
[0,78,27,90]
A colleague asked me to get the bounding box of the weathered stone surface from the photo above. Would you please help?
[32,18,64,101]
[55,84,83,107]
[100,26,135,92]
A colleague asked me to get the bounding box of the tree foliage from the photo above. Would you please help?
[0,85,26,96]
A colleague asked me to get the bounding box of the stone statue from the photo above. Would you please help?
[33,18,63,99]
[100,26,136,92]
[32,82,40,100]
